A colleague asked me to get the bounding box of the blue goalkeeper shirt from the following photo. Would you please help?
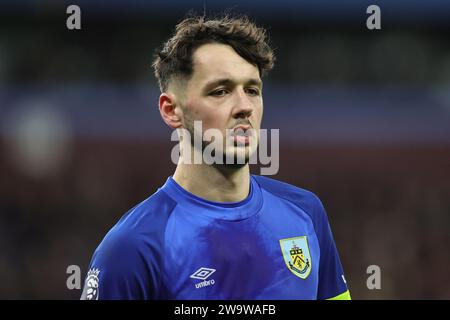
[81,175,350,300]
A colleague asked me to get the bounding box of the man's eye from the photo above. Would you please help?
[210,89,228,97]
[246,88,260,96]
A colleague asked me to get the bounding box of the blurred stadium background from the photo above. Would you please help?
[0,0,449,299]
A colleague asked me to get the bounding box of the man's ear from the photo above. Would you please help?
[159,92,183,129]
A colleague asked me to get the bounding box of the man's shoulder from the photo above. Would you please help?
[253,175,321,204]
[252,175,326,221]
[119,188,176,228]
[96,188,177,254]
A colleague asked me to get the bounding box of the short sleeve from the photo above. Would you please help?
[313,197,350,300]
[80,229,160,300]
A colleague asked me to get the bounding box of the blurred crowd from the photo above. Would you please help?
[0,1,449,299]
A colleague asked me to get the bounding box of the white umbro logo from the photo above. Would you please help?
[190,267,216,280]
[190,267,216,289]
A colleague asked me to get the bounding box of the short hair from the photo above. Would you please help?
[152,14,275,92]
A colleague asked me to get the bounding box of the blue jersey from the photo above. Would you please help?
[81,175,350,300]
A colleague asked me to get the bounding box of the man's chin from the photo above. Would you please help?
[199,142,257,167]
[213,159,249,170]
[221,149,252,167]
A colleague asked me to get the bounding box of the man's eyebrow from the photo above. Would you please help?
[246,78,263,88]
[203,78,263,90]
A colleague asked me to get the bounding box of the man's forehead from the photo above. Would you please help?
[191,43,261,85]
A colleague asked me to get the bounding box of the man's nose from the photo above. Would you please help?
[233,89,253,118]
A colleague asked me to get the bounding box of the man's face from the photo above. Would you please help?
[177,43,263,165]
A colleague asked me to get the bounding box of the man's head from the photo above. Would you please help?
[153,14,275,166]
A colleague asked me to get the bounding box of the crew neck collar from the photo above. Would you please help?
[160,175,263,221]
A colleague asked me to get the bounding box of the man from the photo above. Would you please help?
[81,14,350,300]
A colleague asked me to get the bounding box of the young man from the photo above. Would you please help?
[81,14,350,300]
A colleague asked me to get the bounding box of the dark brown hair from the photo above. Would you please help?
[152,14,275,92]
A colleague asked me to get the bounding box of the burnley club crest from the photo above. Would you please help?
[279,236,312,279]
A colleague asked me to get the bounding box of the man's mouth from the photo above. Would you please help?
[231,125,252,145]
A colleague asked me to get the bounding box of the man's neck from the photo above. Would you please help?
[172,162,251,203]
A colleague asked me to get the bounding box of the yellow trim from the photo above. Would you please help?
[327,290,351,300]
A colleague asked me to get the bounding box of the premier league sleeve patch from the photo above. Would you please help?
[82,268,100,300]
[279,236,312,280]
